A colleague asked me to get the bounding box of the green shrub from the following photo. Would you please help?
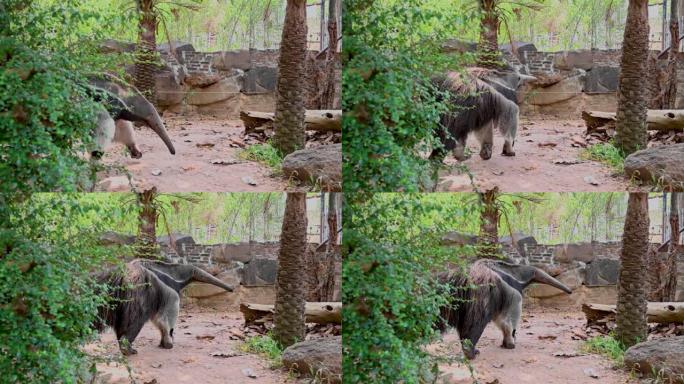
[342,194,477,383]
[240,142,284,170]
[0,194,122,383]
[342,0,466,193]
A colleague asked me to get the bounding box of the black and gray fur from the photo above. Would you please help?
[430,72,521,162]
[94,259,233,355]
[88,74,175,159]
[437,259,572,359]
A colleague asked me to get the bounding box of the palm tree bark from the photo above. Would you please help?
[477,0,502,68]
[273,0,308,155]
[135,0,158,105]
[478,188,501,259]
[615,192,649,347]
[615,0,649,155]
[273,192,307,347]
[136,187,159,259]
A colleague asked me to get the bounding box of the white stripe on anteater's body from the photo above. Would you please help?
[94,259,233,355]
[437,259,571,359]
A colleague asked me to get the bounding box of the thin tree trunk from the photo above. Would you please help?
[615,192,649,347]
[478,188,501,259]
[135,0,158,105]
[614,0,650,155]
[664,0,680,108]
[321,0,339,108]
[272,0,308,155]
[664,192,680,300]
[273,193,307,347]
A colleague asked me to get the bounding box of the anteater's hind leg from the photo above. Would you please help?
[474,122,494,160]
[151,285,180,349]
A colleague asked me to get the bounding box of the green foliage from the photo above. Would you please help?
[582,142,626,174]
[240,142,284,171]
[0,0,133,195]
[343,194,479,383]
[0,194,125,383]
[582,334,627,367]
[342,0,466,193]
[240,334,284,368]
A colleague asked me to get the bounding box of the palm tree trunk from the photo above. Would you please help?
[478,188,500,259]
[477,0,501,68]
[273,0,308,155]
[135,0,158,105]
[615,192,649,347]
[136,187,159,259]
[615,0,649,155]
[273,192,307,347]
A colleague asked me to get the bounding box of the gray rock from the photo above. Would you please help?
[244,66,278,93]
[441,39,477,53]
[155,71,185,107]
[157,233,195,246]
[282,336,341,384]
[554,50,597,71]
[527,73,585,105]
[526,266,584,298]
[211,50,252,71]
[584,66,620,93]
[157,41,194,54]
[584,258,620,286]
[441,231,477,246]
[99,39,136,53]
[282,144,342,191]
[183,72,222,88]
[625,336,684,383]
[186,76,241,105]
[624,144,684,190]
[241,258,278,285]
[99,231,136,246]
[210,243,256,263]
[554,243,598,263]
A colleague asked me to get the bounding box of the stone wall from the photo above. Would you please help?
[502,241,622,267]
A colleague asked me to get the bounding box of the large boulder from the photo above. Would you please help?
[244,66,278,93]
[526,72,585,105]
[554,243,596,263]
[282,144,342,191]
[625,336,684,383]
[211,243,259,264]
[183,72,222,88]
[157,233,195,246]
[584,258,620,286]
[624,144,684,190]
[156,71,186,107]
[584,66,620,93]
[211,50,252,71]
[241,258,278,285]
[186,76,241,105]
[441,231,477,246]
[282,336,341,384]
[99,231,136,246]
[99,39,135,53]
[554,50,597,71]
[183,268,240,298]
[526,266,584,298]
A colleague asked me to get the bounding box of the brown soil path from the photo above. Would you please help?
[86,310,296,384]
[99,116,286,192]
[434,309,636,384]
[436,119,631,192]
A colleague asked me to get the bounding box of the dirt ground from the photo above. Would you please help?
[436,118,631,192]
[86,310,296,384]
[98,115,286,192]
[434,308,637,384]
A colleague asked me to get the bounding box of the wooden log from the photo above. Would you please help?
[582,302,684,325]
[240,110,342,133]
[239,302,342,325]
[582,110,684,132]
